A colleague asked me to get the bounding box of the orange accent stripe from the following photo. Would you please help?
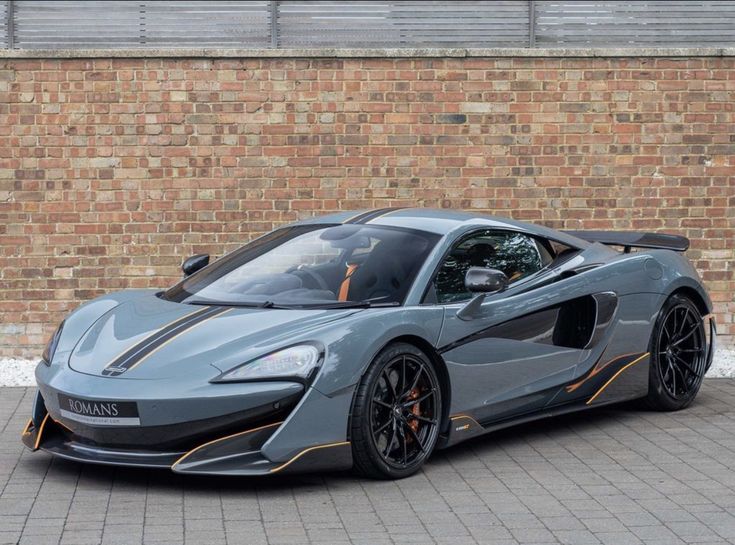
[449,414,482,427]
[566,351,643,393]
[586,352,650,405]
[171,421,283,469]
[337,263,359,302]
[52,417,74,434]
[21,419,33,436]
[269,441,351,474]
[33,414,50,450]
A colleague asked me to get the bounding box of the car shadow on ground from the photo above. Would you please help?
[27,402,649,494]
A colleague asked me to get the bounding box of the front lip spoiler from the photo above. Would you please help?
[24,413,353,476]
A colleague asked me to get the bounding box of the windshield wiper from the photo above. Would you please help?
[293,300,400,309]
[187,300,287,308]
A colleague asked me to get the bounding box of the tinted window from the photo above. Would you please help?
[164,224,439,307]
[430,230,552,304]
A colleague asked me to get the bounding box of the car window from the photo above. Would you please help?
[429,230,553,304]
[163,224,440,307]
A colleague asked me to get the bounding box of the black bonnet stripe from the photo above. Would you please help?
[102,306,229,376]
[345,207,403,224]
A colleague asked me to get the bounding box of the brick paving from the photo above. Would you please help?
[1,381,735,545]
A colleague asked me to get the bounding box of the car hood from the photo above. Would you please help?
[68,294,358,379]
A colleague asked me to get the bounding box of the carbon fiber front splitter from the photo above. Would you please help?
[22,396,353,476]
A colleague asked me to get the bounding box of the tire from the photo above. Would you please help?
[644,294,707,411]
[350,342,442,479]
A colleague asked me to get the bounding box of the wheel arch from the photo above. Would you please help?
[669,286,711,317]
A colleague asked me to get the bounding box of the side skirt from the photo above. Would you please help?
[439,394,645,449]
[439,352,650,449]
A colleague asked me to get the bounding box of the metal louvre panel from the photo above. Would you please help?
[389,1,529,47]
[277,2,400,47]
[277,1,529,47]
[0,1,7,48]
[13,1,144,48]
[12,0,271,49]
[4,1,735,50]
[536,1,735,46]
[137,1,270,46]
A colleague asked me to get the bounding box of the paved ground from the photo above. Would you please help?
[1,383,735,545]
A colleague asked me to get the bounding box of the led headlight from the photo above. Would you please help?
[41,321,64,365]
[214,344,322,383]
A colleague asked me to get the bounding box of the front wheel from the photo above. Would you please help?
[350,343,441,479]
[644,294,707,411]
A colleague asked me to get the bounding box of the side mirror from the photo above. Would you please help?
[182,254,209,277]
[464,267,508,294]
[457,267,508,321]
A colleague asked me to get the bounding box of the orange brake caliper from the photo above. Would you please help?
[408,388,420,433]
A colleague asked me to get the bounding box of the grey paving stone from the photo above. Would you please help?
[0,380,734,544]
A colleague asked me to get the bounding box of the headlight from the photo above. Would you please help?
[213,344,322,383]
[41,321,64,365]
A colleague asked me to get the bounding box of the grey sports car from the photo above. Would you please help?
[23,208,715,479]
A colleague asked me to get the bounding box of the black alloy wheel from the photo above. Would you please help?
[645,294,707,411]
[351,343,441,479]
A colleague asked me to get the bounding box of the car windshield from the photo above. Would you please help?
[163,224,440,308]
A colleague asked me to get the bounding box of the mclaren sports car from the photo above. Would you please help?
[22,208,715,479]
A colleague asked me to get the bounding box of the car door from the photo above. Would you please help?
[429,229,610,425]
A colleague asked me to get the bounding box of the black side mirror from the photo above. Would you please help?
[182,254,209,277]
[457,267,509,321]
[464,267,508,294]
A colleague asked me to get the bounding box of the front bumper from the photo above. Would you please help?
[23,364,353,475]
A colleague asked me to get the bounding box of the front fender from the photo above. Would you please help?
[310,306,445,397]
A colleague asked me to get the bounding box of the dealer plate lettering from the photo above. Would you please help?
[58,394,140,426]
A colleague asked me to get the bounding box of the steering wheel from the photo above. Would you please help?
[294,265,330,291]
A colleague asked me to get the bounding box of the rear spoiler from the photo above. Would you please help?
[563,231,689,253]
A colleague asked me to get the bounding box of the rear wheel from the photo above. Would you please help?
[644,294,707,411]
[350,343,441,479]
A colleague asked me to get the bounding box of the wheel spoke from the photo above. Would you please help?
[382,369,397,401]
[672,353,700,378]
[677,308,691,336]
[400,428,408,466]
[407,414,437,426]
[662,321,672,342]
[373,398,392,409]
[667,359,677,394]
[672,322,700,346]
[671,309,677,337]
[383,420,398,457]
[405,423,426,453]
[407,362,425,396]
[403,389,435,407]
[671,357,687,385]
[373,418,392,436]
[400,356,407,397]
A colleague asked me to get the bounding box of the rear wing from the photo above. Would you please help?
[563,231,689,253]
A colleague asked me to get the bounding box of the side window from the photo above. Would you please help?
[430,230,552,304]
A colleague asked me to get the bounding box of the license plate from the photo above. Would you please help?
[58,394,140,426]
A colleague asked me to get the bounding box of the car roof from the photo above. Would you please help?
[293,208,589,248]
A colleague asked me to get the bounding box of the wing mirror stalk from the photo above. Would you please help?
[182,254,210,277]
[456,267,509,321]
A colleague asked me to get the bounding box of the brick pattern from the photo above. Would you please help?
[2,381,735,543]
[0,57,733,357]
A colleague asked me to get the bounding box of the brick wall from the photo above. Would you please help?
[1,56,733,357]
